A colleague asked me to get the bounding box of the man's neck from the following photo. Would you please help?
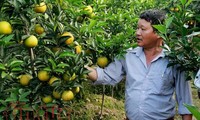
[143,46,163,66]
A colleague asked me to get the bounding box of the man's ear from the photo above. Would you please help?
[154,31,161,39]
[156,34,161,39]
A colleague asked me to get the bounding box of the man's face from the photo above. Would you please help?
[136,19,160,48]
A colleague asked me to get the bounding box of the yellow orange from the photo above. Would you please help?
[53,90,61,99]
[97,56,108,68]
[84,5,93,14]
[48,76,59,85]
[19,74,32,86]
[174,7,179,12]
[42,95,53,103]
[0,21,12,34]
[61,90,74,101]
[70,73,76,81]
[63,72,71,81]
[75,45,82,54]
[24,35,38,48]
[61,32,74,45]
[35,24,44,34]
[72,87,80,93]
[38,70,50,81]
[34,2,47,13]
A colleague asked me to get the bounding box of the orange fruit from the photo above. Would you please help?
[0,21,12,34]
[34,2,47,13]
[24,35,38,48]
[89,12,95,19]
[70,73,76,81]
[35,24,44,34]
[174,7,179,12]
[48,76,59,85]
[97,56,108,68]
[75,45,82,54]
[53,90,61,99]
[61,90,74,101]
[42,95,53,103]
[61,32,74,45]
[63,72,71,81]
[38,70,50,81]
[84,5,93,14]
[19,74,32,86]
[72,87,80,93]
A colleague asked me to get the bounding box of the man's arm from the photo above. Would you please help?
[182,114,192,120]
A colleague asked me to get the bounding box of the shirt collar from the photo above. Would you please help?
[129,45,169,58]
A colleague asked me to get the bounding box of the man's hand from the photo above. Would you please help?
[182,114,192,120]
[84,65,98,81]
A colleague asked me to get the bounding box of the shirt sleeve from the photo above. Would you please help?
[93,57,125,86]
[174,69,193,115]
[194,69,200,88]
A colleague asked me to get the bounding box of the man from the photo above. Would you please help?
[85,9,193,120]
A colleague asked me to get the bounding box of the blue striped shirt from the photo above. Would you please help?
[94,47,192,120]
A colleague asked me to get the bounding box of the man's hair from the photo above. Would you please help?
[139,9,166,25]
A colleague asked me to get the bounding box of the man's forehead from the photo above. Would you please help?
[137,19,152,27]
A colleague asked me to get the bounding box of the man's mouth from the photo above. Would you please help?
[136,37,142,42]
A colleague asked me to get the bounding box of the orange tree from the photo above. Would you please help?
[0,0,90,119]
[154,0,199,79]
[154,0,200,119]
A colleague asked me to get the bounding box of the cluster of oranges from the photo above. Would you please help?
[19,70,80,103]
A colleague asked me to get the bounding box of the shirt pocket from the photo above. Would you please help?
[148,73,174,95]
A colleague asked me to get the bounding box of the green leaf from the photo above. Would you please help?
[54,68,65,73]
[0,63,6,70]
[21,104,33,111]
[165,17,174,29]
[18,97,29,102]
[185,0,193,7]
[11,67,23,72]
[39,109,45,116]
[184,104,200,120]
[1,34,14,45]
[59,52,76,58]
[5,97,17,102]
[44,46,55,58]
[180,0,187,5]
[19,91,31,102]
[0,106,7,113]
[48,59,56,70]
[88,19,97,31]
[57,63,69,68]
[153,25,166,34]
[8,60,23,68]
[0,100,7,106]
[91,28,105,33]
[43,67,51,72]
